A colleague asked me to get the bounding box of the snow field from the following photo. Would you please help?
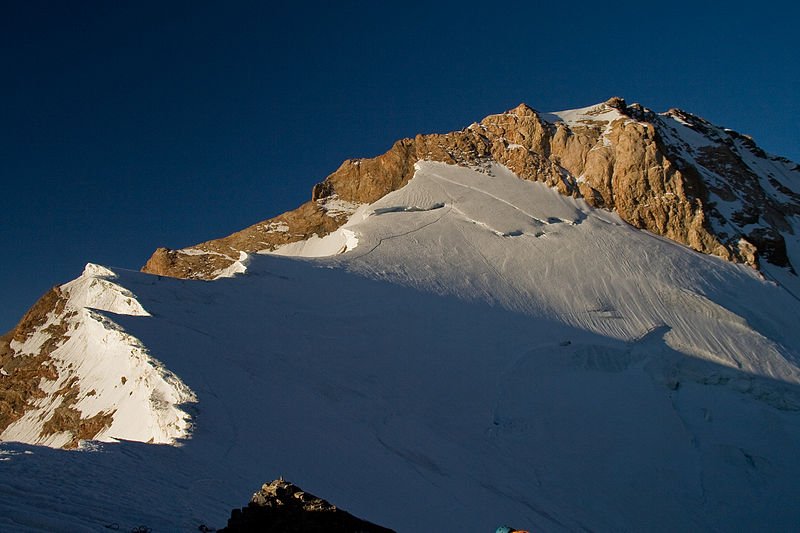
[1,160,800,531]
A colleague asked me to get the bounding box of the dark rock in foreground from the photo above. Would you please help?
[220,478,395,533]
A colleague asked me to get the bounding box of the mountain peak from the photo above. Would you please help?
[3,98,800,532]
[139,99,799,281]
[507,102,539,116]
[604,96,627,109]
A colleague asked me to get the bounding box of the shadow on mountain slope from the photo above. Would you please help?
[1,254,800,532]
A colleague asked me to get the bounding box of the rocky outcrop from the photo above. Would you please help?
[0,286,116,448]
[142,98,800,279]
[220,478,395,533]
[142,200,349,279]
[0,287,66,435]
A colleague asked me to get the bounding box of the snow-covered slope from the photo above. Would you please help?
[2,160,800,531]
[0,264,194,448]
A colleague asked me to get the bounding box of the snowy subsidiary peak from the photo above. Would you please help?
[0,263,195,449]
[2,101,800,531]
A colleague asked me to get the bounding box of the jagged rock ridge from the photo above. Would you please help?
[143,97,800,279]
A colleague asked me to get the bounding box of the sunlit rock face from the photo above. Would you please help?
[142,98,799,279]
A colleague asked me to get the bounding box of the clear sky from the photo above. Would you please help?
[2,1,798,332]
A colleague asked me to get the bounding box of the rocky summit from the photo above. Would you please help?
[143,97,799,280]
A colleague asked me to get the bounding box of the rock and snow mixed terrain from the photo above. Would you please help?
[142,98,800,279]
[1,100,800,531]
[0,264,194,448]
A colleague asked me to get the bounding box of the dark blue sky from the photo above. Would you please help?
[2,1,798,331]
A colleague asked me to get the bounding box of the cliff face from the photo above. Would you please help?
[141,98,800,279]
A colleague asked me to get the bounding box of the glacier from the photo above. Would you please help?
[1,161,800,531]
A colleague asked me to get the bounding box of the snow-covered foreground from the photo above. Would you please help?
[2,162,800,531]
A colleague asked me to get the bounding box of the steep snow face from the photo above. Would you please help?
[2,162,800,531]
[0,264,195,447]
[278,161,800,387]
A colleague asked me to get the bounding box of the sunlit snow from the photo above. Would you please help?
[2,161,799,531]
